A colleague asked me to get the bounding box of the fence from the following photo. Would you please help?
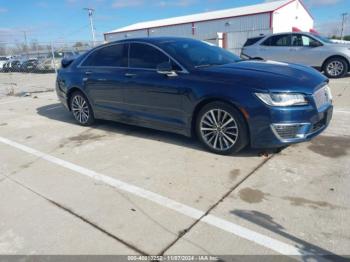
[0,41,103,74]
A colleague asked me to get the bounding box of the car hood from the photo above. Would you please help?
[200,60,328,94]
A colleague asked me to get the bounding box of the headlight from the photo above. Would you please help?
[255,93,308,106]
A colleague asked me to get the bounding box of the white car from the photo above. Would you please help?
[241,32,350,78]
[0,56,9,70]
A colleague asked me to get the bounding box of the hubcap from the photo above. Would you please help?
[72,95,89,124]
[200,109,238,151]
[327,61,344,77]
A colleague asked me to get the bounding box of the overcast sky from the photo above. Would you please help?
[0,0,349,44]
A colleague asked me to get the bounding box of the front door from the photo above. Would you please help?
[123,43,189,132]
[288,34,324,67]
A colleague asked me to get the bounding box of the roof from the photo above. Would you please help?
[106,0,292,34]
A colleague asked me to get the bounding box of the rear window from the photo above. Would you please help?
[243,37,264,47]
[82,44,128,67]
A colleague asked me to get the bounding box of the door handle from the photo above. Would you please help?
[85,71,92,75]
[125,73,137,78]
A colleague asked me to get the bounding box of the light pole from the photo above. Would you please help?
[22,30,28,58]
[84,8,96,46]
[340,12,348,40]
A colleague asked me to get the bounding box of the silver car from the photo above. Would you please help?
[241,32,350,78]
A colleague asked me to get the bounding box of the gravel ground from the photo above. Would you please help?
[0,73,56,98]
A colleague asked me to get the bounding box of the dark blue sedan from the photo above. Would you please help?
[56,37,333,155]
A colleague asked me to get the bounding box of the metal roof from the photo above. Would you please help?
[106,0,292,34]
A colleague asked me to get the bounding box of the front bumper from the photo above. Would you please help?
[249,102,333,149]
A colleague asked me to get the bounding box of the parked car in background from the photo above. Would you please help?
[37,51,78,72]
[56,37,333,155]
[0,56,9,71]
[241,32,350,78]
[37,58,60,72]
[20,59,39,72]
[2,59,23,72]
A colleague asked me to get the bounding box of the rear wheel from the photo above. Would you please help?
[70,91,95,126]
[196,102,249,155]
[323,57,348,78]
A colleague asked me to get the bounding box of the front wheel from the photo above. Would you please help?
[70,91,95,126]
[196,102,249,155]
[323,57,348,78]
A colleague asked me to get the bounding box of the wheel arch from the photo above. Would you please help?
[191,98,251,140]
[66,87,88,111]
[322,55,350,72]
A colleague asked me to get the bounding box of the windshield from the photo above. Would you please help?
[159,39,240,69]
[313,34,333,44]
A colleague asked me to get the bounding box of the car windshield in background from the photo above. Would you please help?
[159,39,240,69]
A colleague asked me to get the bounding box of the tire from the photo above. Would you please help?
[196,101,249,155]
[323,57,348,78]
[69,91,95,126]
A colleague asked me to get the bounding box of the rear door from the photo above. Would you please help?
[257,34,292,62]
[80,43,129,117]
[123,42,188,131]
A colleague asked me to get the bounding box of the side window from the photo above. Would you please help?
[291,35,303,46]
[262,34,291,46]
[129,43,169,69]
[302,35,321,47]
[82,44,128,67]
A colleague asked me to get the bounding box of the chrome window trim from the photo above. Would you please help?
[77,41,189,74]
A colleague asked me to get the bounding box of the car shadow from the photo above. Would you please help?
[230,210,348,261]
[36,103,282,157]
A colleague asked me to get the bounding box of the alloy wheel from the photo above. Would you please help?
[200,109,239,151]
[71,95,90,124]
[326,61,344,77]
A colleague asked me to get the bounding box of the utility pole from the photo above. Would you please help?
[340,12,348,40]
[22,30,28,58]
[84,8,96,46]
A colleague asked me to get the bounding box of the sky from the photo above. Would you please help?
[0,0,349,44]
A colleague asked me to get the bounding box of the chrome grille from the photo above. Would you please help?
[313,85,332,110]
[272,124,307,140]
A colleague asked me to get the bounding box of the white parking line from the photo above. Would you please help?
[334,110,350,114]
[0,136,305,256]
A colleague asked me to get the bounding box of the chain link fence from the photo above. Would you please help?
[0,41,103,74]
[0,41,103,98]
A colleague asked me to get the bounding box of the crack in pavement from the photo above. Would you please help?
[158,154,275,255]
[5,176,149,256]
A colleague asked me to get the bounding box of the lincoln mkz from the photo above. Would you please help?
[56,37,333,155]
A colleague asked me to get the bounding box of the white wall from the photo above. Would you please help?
[105,13,271,42]
[105,29,148,42]
[272,0,313,33]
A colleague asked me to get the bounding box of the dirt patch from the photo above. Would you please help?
[239,188,269,204]
[285,168,295,174]
[229,169,240,180]
[283,196,340,210]
[308,136,350,158]
[68,132,106,146]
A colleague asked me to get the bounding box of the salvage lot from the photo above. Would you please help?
[0,73,349,259]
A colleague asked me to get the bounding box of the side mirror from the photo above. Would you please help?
[157,62,177,77]
[309,41,322,48]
